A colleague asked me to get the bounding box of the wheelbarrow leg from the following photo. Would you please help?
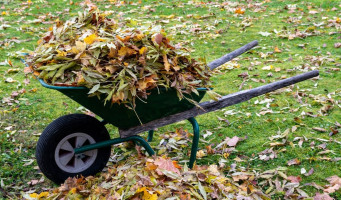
[147,130,154,142]
[188,117,199,169]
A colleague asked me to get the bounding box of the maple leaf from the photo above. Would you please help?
[118,46,136,57]
[235,8,245,14]
[154,157,181,175]
[137,75,157,90]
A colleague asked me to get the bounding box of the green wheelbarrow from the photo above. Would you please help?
[33,41,319,184]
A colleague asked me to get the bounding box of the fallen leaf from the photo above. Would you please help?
[274,46,282,53]
[154,157,181,175]
[235,8,245,14]
[313,193,333,200]
[227,136,239,147]
[84,33,98,45]
[287,158,301,166]
[313,127,327,132]
[287,176,302,183]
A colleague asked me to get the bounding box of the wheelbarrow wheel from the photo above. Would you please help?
[35,114,111,184]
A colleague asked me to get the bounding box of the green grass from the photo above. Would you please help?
[0,0,340,198]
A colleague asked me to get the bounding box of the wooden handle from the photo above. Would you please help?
[119,70,319,138]
[208,40,258,70]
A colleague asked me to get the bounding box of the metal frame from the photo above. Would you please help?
[74,117,200,169]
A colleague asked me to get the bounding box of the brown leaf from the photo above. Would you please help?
[153,33,163,45]
[314,193,333,200]
[287,158,301,166]
[313,127,327,132]
[287,176,302,183]
[329,127,339,136]
[206,145,214,154]
[217,116,230,125]
[238,72,249,78]
[163,54,170,71]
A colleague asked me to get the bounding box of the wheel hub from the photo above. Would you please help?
[54,132,98,173]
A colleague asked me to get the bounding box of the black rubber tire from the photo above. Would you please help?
[35,114,111,184]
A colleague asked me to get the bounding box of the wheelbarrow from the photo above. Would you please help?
[32,41,319,184]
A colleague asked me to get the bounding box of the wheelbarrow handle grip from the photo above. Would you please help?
[208,40,258,70]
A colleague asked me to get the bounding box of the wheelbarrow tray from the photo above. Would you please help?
[39,79,206,129]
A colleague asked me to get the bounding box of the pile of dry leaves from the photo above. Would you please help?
[24,156,269,200]
[27,9,212,106]
[22,128,340,199]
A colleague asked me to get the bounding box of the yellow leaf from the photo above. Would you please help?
[166,14,175,19]
[139,47,147,55]
[136,187,147,193]
[56,50,67,57]
[134,33,144,41]
[84,34,98,45]
[262,65,274,70]
[38,192,49,198]
[70,187,77,194]
[336,17,341,24]
[29,193,38,198]
[136,187,158,200]
[118,46,136,57]
[1,11,7,16]
[143,192,157,200]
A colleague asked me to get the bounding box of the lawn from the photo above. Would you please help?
[0,0,340,199]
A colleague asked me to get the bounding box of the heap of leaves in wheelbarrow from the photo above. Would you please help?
[27,9,212,107]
